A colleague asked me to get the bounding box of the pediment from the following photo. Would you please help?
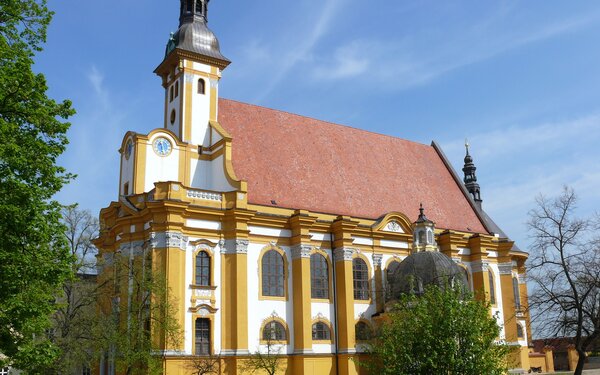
[189,303,218,316]
[372,212,412,234]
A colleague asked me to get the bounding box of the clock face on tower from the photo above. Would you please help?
[153,137,172,156]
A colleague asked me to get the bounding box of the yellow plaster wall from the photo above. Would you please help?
[220,252,248,352]
[528,354,548,372]
[291,256,312,352]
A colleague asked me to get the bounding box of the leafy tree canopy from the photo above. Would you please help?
[361,286,511,375]
[0,0,75,370]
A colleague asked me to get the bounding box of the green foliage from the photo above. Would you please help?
[241,319,285,375]
[95,255,182,375]
[360,286,511,375]
[0,0,75,370]
[45,207,101,373]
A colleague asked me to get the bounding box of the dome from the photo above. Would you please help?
[388,251,468,300]
[169,21,230,63]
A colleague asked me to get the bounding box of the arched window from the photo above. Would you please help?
[385,260,401,300]
[169,85,174,102]
[516,323,524,338]
[195,318,210,355]
[310,253,329,299]
[198,78,206,95]
[461,266,471,290]
[513,277,521,309]
[262,321,286,341]
[195,0,203,13]
[262,250,284,297]
[174,81,179,98]
[186,0,193,12]
[312,322,331,340]
[195,251,210,286]
[353,258,369,300]
[488,271,496,305]
[355,321,371,341]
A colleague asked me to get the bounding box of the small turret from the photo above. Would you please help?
[413,204,437,252]
[462,140,482,209]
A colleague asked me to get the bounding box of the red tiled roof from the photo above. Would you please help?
[218,99,487,234]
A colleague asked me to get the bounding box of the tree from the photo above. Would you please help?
[361,285,511,375]
[48,206,102,373]
[0,0,75,370]
[95,253,182,375]
[527,186,600,375]
[185,353,221,375]
[241,319,285,375]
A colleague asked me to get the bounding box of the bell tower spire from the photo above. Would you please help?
[462,140,482,209]
[179,0,208,26]
[154,0,230,147]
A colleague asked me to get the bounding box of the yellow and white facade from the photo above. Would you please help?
[95,1,533,374]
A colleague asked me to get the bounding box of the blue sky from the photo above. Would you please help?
[38,0,600,250]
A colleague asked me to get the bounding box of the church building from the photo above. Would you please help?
[95,1,532,373]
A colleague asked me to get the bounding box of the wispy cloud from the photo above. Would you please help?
[440,114,600,248]
[313,9,600,90]
[252,0,347,102]
[313,40,370,79]
[442,114,600,160]
[56,66,133,211]
[88,66,105,98]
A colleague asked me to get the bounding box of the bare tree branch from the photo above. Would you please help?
[528,186,599,375]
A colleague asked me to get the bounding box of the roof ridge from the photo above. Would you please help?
[219,97,431,148]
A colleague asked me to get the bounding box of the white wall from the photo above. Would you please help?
[183,236,222,354]
[189,155,236,192]
[166,76,181,138]
[246,242,295,354]
[488,262,506,340]
[144,133,180,192]
[190,72,212,147]
[119,138,134,195]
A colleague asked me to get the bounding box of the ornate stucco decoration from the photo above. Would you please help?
[291,244,312,260]
[471,260,489,273]
[313,312,326,321]
[498,262,513,275]
[189,303,218,316]
[372,254,383,267]
[191,239,218,254]
[384,220,404,233]
[333,247,356,262]
[149,231,188,250]
[219,239,249,254]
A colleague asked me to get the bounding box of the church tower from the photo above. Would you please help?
[96,2,533,373]
[462,141,482,209]
[118,0,240,197]
[154,0,230,146]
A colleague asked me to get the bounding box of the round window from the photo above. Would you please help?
[170,109,176,125]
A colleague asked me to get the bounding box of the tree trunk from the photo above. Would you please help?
[574,349,586,375]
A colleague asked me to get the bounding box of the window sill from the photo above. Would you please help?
[312,339,334,344]
[310,298,333,304]
[259,295,288,301]
[259,340,288,345]
[189,284,217,290]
